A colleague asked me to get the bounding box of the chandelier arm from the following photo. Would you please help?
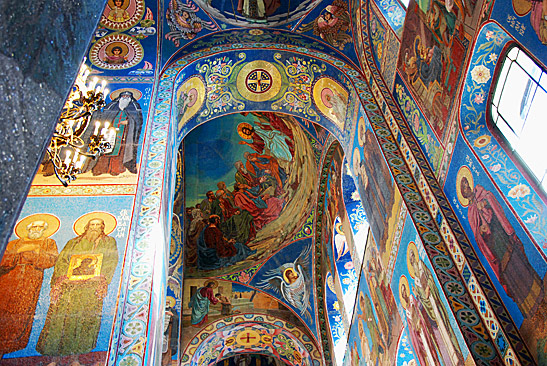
[51,162,69,187]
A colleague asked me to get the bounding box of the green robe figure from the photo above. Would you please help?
[36,217,118,356]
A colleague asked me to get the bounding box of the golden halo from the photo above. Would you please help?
[237,122,254,140]
[203,279,218,289]
[73,211,117,236]
[512,0,532,15]
[14,213,60,239]
[283,267,298,284]
[358,291,366,310]
[456,166,474,208]
[166,296,176,308]
[326,272,335,292]
[109,87,142,101]
[406,241,418,279]
[335,221,344,235]
[106,41,129,57]
[108,0,130,10]
[399,275,410,310]
[358,116,366,147]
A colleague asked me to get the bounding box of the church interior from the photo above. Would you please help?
[1,0,547,364]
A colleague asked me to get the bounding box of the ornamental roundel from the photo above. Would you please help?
[245,69,272,94]
[236,61,281,102]
[89,33,144,70]
[99,0,145,31]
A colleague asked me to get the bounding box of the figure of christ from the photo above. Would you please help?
[460,177,545,318]
[0,220,58,356]
[239,121,293,163]
[189,282,219,327]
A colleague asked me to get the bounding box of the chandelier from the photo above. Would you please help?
[45,62,113,186]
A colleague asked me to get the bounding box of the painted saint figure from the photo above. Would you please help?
[459,175,545,318]
[408,247,464,365]
[400,280,440,366]
[85,90,143,176]
[37,216,118,356]
[0,216,58,355]
[104,46,128,65]
[189,281,219,327]
[107,0,130,22]
[298,0,352,50]
[237,0,280,21]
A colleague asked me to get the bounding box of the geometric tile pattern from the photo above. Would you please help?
[356,8,533,366]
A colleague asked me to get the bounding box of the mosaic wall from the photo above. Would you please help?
[179,112,326,364]
[0,0,160,364]
[1,196,134,365]
[4,0,547,364]
[345,210,474,365]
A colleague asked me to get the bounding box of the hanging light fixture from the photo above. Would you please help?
[45,61,112,186]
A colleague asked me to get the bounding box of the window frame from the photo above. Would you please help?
[486,42,547,203]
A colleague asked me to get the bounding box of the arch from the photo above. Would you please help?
[182,315,322,366]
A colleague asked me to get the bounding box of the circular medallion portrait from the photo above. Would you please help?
[90,34,144,70]
[100,0,145,30]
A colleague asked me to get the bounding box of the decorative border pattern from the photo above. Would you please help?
[358,5,532,365]
[459,22,547,251]
[114,25,530,366]
[28,185,137,196]
[181,315,322,366]
[313,140,340,366]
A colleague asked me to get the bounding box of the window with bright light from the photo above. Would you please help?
[490,46,547,191]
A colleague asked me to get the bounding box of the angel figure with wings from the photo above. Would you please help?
[257,244,312,320]
[166,0,218,46]
[298,0,353,50]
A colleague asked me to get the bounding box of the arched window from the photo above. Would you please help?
[490,46,547,191]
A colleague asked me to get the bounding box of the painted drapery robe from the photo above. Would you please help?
[36,235,118,356]
[189,286,218,327]
[0,237,58,353]
[468,184,544,318]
